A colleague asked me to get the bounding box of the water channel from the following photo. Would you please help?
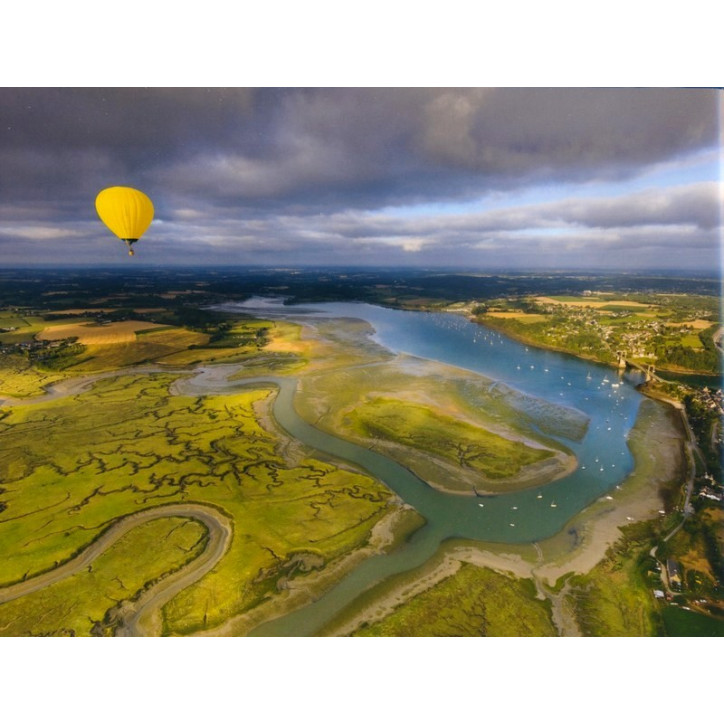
[211,299,648,635]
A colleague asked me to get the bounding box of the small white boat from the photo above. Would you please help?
[550,503,557,508]
[478,503,484,508]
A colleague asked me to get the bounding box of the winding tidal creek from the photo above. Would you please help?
[209,300,647,635]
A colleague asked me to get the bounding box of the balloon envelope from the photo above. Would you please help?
[95,186,154,244]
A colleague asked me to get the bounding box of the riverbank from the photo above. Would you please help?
[0,364,404,637]
[469,311,720,382]
[0,305,674,637]
[292,350,582,496]
[0,364,173,409]
[319,397,687,635]
[192,502,425,636]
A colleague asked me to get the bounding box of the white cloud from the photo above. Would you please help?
[401,238,426,252]
[0,224,83,240]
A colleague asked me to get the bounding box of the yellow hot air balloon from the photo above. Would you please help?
[95,186,154,256]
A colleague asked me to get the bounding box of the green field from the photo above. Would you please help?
[566,521,665,636]
[0,315,284,399]
[0,355,70,398]
[0,517,207,636]
[680,333,704,349]
[347,397,553,479]
[661,606,724,636]
[0,373,395,635]
[548,295,605,303]
[352,562,556,636]
[0,315,65,344]
[599,304,653,313]
[2,272,718,637]
[476,292,721,375]
[288,351,576,495]
[57,327,208,371]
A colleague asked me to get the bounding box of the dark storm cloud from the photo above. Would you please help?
[149,87,721,218]
[1,88,255,157]
[2,88,719,212]
[414,88,716,171]
[0,87,720,268]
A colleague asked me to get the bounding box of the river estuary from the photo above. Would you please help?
[209,299,648,635]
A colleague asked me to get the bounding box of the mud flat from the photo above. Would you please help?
[192,503,424,637]
[0,503,233,637]
[0,364,178,408]
[319,397,685,636]
[0,306,668,636]
[533,398,685,581]
[0,364,398,637]
[293,353,581,496]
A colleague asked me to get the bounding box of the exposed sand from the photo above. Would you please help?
[535,399,685,579]
[2,309,692,637]
[360,430,576,497]
[193,502,420,637]
[320,396,687,636]
[321,543,543,636]
[298,352,582,496]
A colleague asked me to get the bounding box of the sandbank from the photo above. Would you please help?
[318,397,687,635]
[192,502,423,637]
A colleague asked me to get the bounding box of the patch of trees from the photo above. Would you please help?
[33,342,86,370]
[662,343,719,373]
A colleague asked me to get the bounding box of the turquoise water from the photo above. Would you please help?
[215,299,647,635]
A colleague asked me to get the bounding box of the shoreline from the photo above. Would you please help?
[191,502,423,637]
[295,351,583,497]
[319,396,687,636]
[0,503,234,638]
[464,312,720,380]
[2,307,694,637]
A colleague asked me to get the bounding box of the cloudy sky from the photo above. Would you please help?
[0,87,721,271]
